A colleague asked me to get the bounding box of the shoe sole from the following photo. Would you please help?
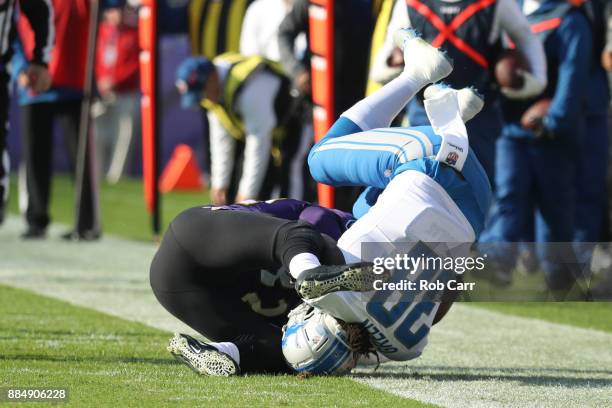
[167,334,238,376]
[297,264,387,299]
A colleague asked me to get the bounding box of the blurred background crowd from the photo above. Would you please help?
[1,0,611,292]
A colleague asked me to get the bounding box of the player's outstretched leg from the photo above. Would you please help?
[317,29,453,140]
[294,262,389,300]
[423,84,484,122]
[167,333,240,376]
[308,30,454,189]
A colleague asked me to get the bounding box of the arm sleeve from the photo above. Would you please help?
[545,13,592,135]
[606,2,612,51]
[239,2,259,56]
[495,0,547,86]
[19,0,54,66]
[369,0,410,84]
[277,0,309,78]
[208,111,236,190]
[235,72,279,199]
[10,37,28,83]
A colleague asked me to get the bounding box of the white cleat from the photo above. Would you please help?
[424,84,484,122]
[167,333,239,376]
[393,28,453,85]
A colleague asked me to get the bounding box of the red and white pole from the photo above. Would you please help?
[308,0,335,208]
[138,0,161,237]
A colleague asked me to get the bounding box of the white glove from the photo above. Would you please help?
[501,69,547,100]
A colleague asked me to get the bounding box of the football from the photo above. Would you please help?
[495,49,529,89]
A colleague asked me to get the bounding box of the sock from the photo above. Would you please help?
[342,73,425,131]
[424,89,469,172]
[210,341,240,365]
[289,252,321,280]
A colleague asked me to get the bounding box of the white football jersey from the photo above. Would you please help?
[308,170,474,361]
[309,290,440,361]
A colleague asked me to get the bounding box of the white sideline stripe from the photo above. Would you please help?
[0,216,196,335]
[1,216,611,408]
[354,304,612,408]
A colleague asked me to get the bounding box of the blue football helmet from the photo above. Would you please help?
[281,303,355,375]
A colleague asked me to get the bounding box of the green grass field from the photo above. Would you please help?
[0,285,428,407]
[7,175,209,241]
[477,302,612,332]
[8,175,610,329]
[2,174,611,407]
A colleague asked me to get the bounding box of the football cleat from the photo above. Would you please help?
[167,333,239,376]
[295,262,387,300]
[393,28,453,85]
[424,84,484,122]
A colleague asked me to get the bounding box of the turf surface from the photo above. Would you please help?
[0,285,432,407]
[8,174,611,330]
[4,174,611,407]
[8,175,209,241]
[476,302,612,333]
[9,174,609,328]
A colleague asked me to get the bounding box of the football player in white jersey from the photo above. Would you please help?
[283,28,491,370]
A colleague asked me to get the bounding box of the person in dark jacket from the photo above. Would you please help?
[0,0,54,225]
[13,0,99,240]
[484,0,592,290]
[573,0,610,255]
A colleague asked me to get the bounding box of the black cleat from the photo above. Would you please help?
[295,262,388,299]
[61,229,101,241]
[21,226,47,239]
[167,333,239,376]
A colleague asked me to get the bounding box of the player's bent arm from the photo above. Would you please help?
[239,3,259,57]
[20,0,54,66]
[209,112,236,190]
[236,73,279,199]
[545,13,592,136]
[607,2,612,53]
[496,0,547,92]
[369,0,409,84]
[239,129,273,199]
